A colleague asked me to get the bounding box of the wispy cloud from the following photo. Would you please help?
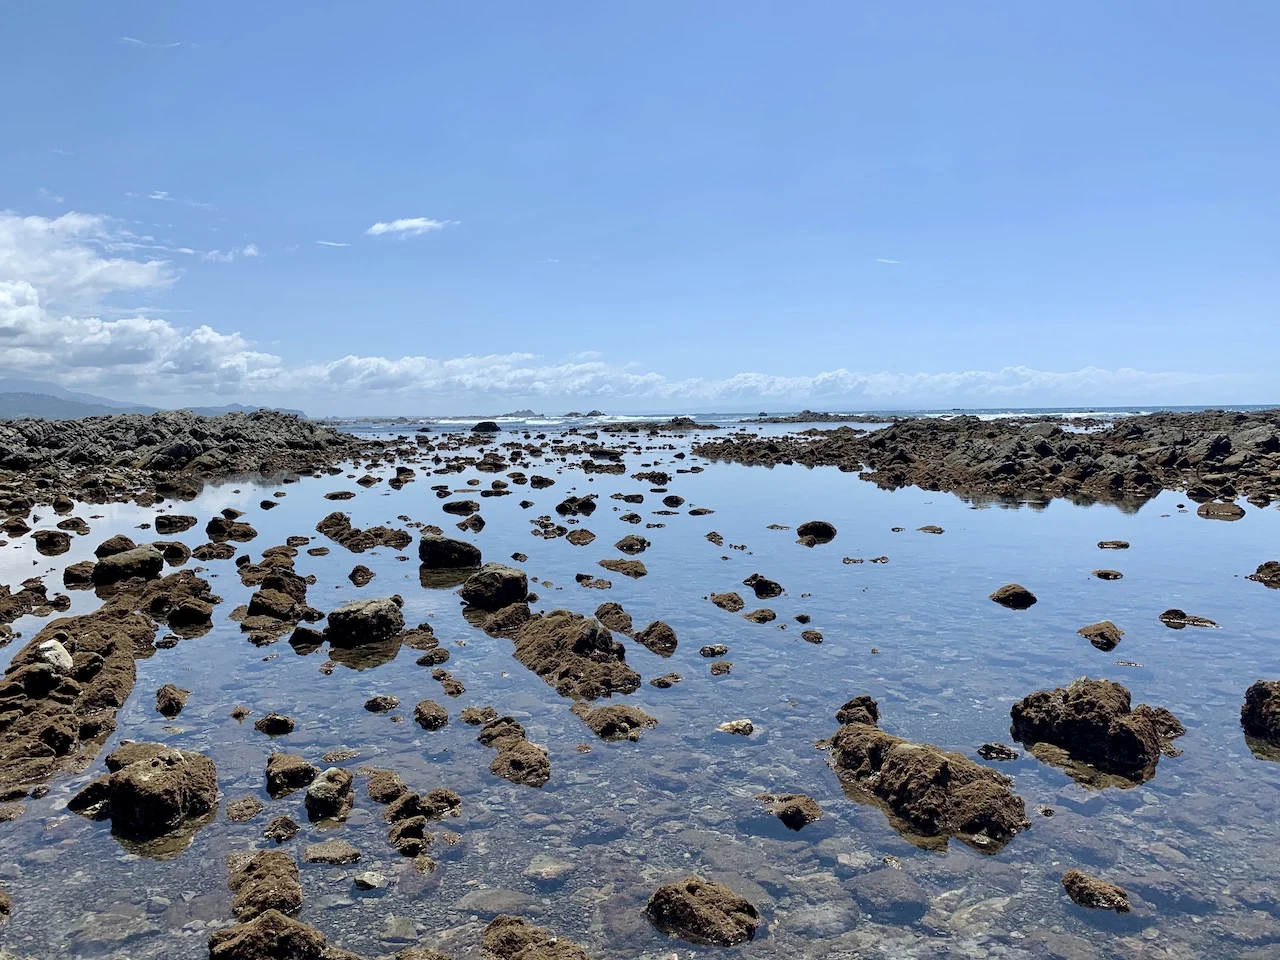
[120,36,182,49]
[202,245,259,263]
[51,148,73,157]
[137,190,217,212]
[38,188,66,204]
[873,258,902,264]
[366,217,456,237]
[316,240,351,247]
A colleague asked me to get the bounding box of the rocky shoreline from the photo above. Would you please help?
[696,408,1280,506]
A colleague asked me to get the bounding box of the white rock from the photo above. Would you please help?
[36,639,74,674]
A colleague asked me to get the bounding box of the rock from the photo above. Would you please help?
[316,512,411,553]
[442,499,479,516]
[555,494,597,516]
[91,546,164,585]
[1078,620,1124,651]
[565,529,595,546]
[598,557,647,579]
[1010,678,1185,779]
[717,719,753,735]
[63,560,96,586]
[593,601,632,634]
[1062,869,1131,912]
[634,619,677,657]
[348,564,375,587]
[366,768,408,803]
[229,849,303,920]
[304,767,354,821]
[917,525,944,535]
[325,597,405,646]
[650,672,682,688]
[755,792,823,830]
[1247,561,1280,588]
[511,610,640,700]
[478,717,552,788]
[364,694,400,713]
[710,592,745,612]
[710,660,732,675]
[264,815,299,843]
[847,867,930,922]
[33,529,71,556]
[482,915,589,959]
[34,639,73,673]
[796,520,837,544]
[154,515,197,534]
[571,702,658,741]
[304,839,360,864]
[700,644,729,658]
[1098,540,1130,550]
[1242,680,1280,744]
[353,871,388,891]
[461,563,529,610]
[1092,569,1123,580]
[743,573,782,599]
[523,853,577,885]
[645,875,761,946]
[208,909,327,960]
[265,753,318,796]
[472,421,500,432]
[801,629,824,644]
[206,515,258,542]
[226,797,264,822]
[155,683,189,717]
[413,700,449,730]
[255,713,295,736]
[614,534,650,554]
[1158,608,1217,628]
[742,609,775,623]
[68,743,217,839]
[990,584,1036,609]
[94,534,137,558]
[977,743,1019,761]
[1197,500,1245,520]
[828,699,1028,851]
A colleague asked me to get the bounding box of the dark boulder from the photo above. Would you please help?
[460,563,528,610]
[325,597,404,646]
[990,583,1036,609]
[418,534,482,569]
[646,875,761,946]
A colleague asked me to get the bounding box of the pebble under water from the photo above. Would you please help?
[1,426,1279,960]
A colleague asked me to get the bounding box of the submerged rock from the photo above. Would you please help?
[1197,500,1245,521]
[828,698,1028,852]
[1010,678,1185,780]
[646,875,761,946]
[1158,608,1218,629]
[1062,869,1131,912]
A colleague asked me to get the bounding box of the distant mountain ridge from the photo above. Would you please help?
[0,378,307,420]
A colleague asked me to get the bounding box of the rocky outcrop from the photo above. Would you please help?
[418,534,482,568]
[511,610,641,700]
[646,875,761,946]
[828,697,1028,851]
[478,716,551,788]
[460,564,528,610]
[229,850,303,920]
[1247,561,1280,588]
[1011,678,1185,780]
[208,909,328,960]
[68,743,218,839]
[316,511,411,553]
[325,597,404,646]
[90,545,164,585]
[570,702,658,741]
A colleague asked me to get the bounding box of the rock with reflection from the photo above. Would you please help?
[1246,561,1280,588]
[68,743,218,853]
[418,533,482,569]
[1242,680,1280,759]
[460,563,528,610]
[1011,678,1185,785]
[827,696,1028,852]
[316,510,411,553]
[325,596,404,647]
[419,565,475,591]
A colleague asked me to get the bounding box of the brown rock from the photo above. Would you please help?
[990,583,1036,609]
[1062,868,1131,912]
[646,875,761,946]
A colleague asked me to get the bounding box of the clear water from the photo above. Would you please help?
[1,428,1278,959]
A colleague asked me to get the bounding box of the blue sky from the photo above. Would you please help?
[2,2,1277,414]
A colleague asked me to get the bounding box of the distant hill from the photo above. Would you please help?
[0,378,307,420]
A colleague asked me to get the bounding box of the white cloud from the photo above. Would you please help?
[120,37,182,49]
[366,217,455,237]
[242,243,259,258]
[873,258,902,264]
[0,209,1255,413]
[316,240,351,247]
